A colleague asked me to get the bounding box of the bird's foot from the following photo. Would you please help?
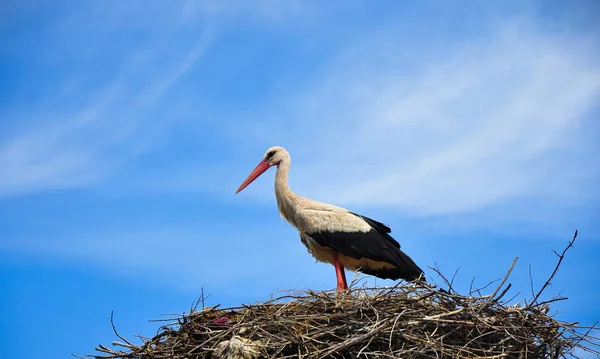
[336,283,348,292]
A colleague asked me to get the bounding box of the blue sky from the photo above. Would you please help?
[1,1,599,358]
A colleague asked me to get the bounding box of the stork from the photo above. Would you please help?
[235,146,425,291]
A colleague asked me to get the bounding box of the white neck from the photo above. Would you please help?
[274,159,300,226]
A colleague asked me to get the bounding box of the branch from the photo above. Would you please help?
[110,311,134,347]
[476,257,518,315]
[532,230,578,304]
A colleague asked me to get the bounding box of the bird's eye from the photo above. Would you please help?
[266,150,276,159]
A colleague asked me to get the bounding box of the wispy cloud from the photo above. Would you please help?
[0,0,328,199]
[0,10,214,196]
[78,15,600,223]
[230,20,600,216]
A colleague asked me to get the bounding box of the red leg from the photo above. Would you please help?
[333,252,348,291]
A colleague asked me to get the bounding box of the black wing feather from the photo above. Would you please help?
[349,212,400,248]
[307,213,424,282]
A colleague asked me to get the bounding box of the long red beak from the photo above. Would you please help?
[235,160,271,194]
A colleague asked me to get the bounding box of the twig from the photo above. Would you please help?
[532,230,578,304]
[476,257,518,315]
[491,283,512,304]
[528,264,535,298]
[110,311,134,347]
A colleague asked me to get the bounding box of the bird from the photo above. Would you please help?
[235,146,425,291]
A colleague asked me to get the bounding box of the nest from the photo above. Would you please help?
[83,232,598,359]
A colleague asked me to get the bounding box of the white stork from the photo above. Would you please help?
[235,146,425,291]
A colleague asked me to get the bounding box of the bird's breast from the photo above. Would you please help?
[276,195,298,227]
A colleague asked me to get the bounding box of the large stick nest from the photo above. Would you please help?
[84,232,598,359]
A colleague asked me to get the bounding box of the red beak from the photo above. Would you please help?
[235,160,271,194]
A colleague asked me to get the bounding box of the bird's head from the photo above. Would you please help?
[235,146,289,194]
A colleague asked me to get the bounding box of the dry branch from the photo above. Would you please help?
[533,230,578,304]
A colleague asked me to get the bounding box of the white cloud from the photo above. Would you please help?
[0,23,214,197]
[0,0,323,198]
[101,17,600,220]
[241,21,600,216]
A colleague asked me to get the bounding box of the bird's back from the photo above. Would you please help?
[291,199,424,282]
